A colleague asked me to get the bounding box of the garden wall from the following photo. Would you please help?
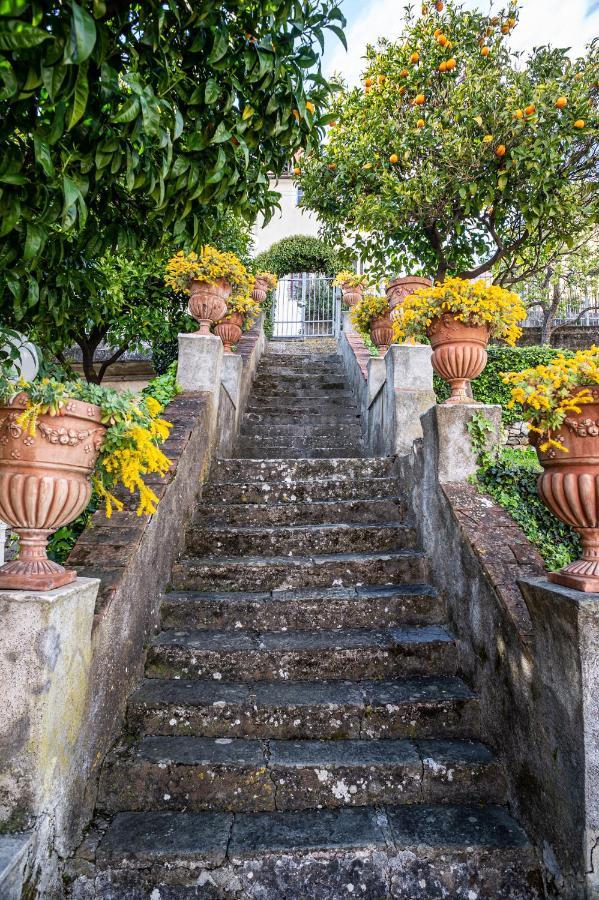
[519,325,598,350]
[0,324,264,898]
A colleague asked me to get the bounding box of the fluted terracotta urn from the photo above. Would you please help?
[189,278,231,335]
[251,276,271,305]
[214,312,244,353]
[340,282,364,309]
[533,388,599,592]
[386,276,432,312]
[427,314,490,404]
[0,395,106,591]
[370,315,394,353]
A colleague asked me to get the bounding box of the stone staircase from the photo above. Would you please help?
[69,342,542,898]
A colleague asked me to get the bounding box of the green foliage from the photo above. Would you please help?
[466,410,499,469]
[1,1,346,323]
[0,325,27,378]
[299,0,598,282]
[142,362,180,408]
[433,344,573,422]
[253,235,343,277]
[476,446,581,571]
[47,493,98,566]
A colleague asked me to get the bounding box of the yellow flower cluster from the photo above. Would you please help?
[392,277,526,346]
[255,271,278,290]
[351,293,391,334]
[333,270,370,288]
[219,293,263,331]
[502,346,599,450]
[165,246,253,299]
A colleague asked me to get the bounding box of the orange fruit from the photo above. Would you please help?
[293,166,301,175]
[501,23,510,33]
[495,144,506,157]
[410,52,420,63]
[417,118,425,128]
[292,109,300,120]
[481,46,490,57]
[378,74,387,84]
[327,162,337,170]
[555,96,568,109]
[513,108,523,119]
[436,0,444,10]
[524,104,536,116]
[574,119,585,128]
[414,94,426,105]
[438,34,448,46]
[365,77,373,87]
[490,16,500,25]
[389,153,399,164]
[400,68,409,77]
[507,17,516,27]
[446,58,456,70]
[439,60,447,72]
[434,28,442,37]
[306,101,315,113]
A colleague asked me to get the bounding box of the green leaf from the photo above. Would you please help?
[0,58,16,99]
[0,20,49,49]
[208,30,228,64]
[112,95,140,123]
[33,135,55,177]
[69,1,97,63]
[205,79,219,104]
[212,121,232,143]
[68,62,89,129]
[0,198,20,237]
[24,223,45,261]
[327,23,347,50]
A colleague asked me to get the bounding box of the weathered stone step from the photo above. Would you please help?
[170,549,427,592]
[255,372,348,385]
[98,736,504,813]
[257,358,345,372]
[161,583,442,631]
[242,413,361,428]
[202,476,401,505]
[146,625,455,681]
[127,676,479,740]
[237,426,363,446]
[245,400,360,416]
[193,496,406,527]
[249,387,356,401]
[210,457,394,483]
[186,522,416,557]
[235,445,365,460]
[75,805,541,900]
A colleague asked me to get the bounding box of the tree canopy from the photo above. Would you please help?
[253,233,342,275]
[0,0,346,325]
[298,0,598,284]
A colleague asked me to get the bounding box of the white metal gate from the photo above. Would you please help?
[272,273,341,339]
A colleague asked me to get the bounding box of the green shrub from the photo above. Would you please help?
[143,362,180,407]
[476,446,581,571]
[433,345,573,423]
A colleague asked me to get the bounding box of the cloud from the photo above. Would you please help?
[325,0,599,85]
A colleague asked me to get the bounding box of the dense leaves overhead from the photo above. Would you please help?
[298,0,598,283]
[0,0,346,321]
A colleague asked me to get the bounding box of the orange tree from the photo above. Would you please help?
[298,1,598,283]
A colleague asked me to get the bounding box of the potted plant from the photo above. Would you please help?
[165,247,253,335]
[351,293,394,352]
[333,271,370,308]
[386,275,432,312]
[393,277,526,403]
[251,271,278,304]
[0,376,172,590]
[214,294,262,353]
[504,347,599,592]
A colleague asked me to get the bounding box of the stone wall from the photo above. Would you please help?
[0,325,264,898]
[519,325,598,350]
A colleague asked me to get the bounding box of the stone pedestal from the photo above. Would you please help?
[217,353,244,457]
[367,357,386,407]
[421,402,502,483]
[0,578,99,831]
[176,333,223,399]
[342,310,353,333]
[385,344,437,456]
[518,577,599,897]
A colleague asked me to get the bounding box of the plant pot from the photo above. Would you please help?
[370,315,394,352]
[341,282,364,309]
[214,312,244,353]
[252,277,271,305]
[386,275,432,312]
[427,313,490,404]
[189,278,231,335]
[533,388,599,592]
[0,396,106,591]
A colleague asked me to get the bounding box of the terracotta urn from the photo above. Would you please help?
[341,282,364,309]
[0,396,106,591]
[427,313,490,404]
[370,315,394,352]
[386,275,432,312]
[251,276,271,305]
[189,278,231,335]
[214,312,244,353]
[532,388,599,592]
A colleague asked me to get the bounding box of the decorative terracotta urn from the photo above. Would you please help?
[214,312,244,353]
[533,388,599,592]
[189,278,231,335]
[427,313,490,404]
[386,276,432,312]
[0,396,106,591]
[340,282,364,309]
[370,315,394,352]
[251,276,271,305]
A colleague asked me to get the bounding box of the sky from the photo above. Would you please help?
[324,0,599,85]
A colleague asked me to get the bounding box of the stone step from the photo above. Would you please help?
[186,522,416,557]
[255,373,348,386]
[146,625,455,681]
[242,411,362,426]
[75,805,541,900]
[97,737,504,813]
[193,496,406,527]
[209,457,394,483]
[250,384,355,398]
[170,549,428,592]
[237,426,364,446]
[257,358,345,372]
[245,400,361,416]
[235,445,365,460]
[202,476,401,505]
[161,583,442,631]
[127,676,480,740]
